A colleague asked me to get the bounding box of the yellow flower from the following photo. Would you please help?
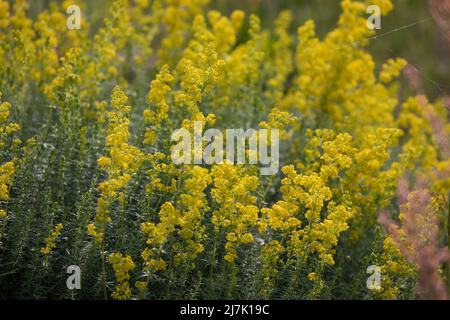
[307,272,319,282]
[231,10,245,31]
[97,156,111,168]
[109,252,135,300]
[40,224,63,256]
[0,94,19,224]
[211,163,260,266]
[90,87,144,242]
[87,223,103,245]
[380,58,407,83]
[143,64,174,131]
[135,281,147,291]
[0,161,15,201]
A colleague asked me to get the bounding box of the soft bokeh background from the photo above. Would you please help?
[214,0,450,100]
[26,0,450,100]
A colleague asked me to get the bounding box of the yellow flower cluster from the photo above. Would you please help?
[212,13,265,113]
[210,163,260,264]
[380,58,407,84]
[263,163,354,266]
[0,95,20,149]
[258,130,360,292]
[109,252,135,300]
[265,11,293,105]
[0,94,20,220]
[260,240,285,293]
[285,0,399,137]
[259,108,296,141]
[375,236,417,299]
[207,10,243,55]
[0,161,15,219]
[397,97,439,170]
[0,0,87,100]
[141,202,180,272]
[174,15,224,120]
[44,47,83,107]
[144,152,179,195]
[40,223,63,255]
[174,166,212,266]
[141,165,212,272]
[143,65,174,145]
[88,86,144,243]
[158,0,210,66]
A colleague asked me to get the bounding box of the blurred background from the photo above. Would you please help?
[214,0,450,101]
[24,0,450,101]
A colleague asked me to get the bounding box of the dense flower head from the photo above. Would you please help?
[40,223,63,256]
[0,93,19,223]
[109,252,136,300]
